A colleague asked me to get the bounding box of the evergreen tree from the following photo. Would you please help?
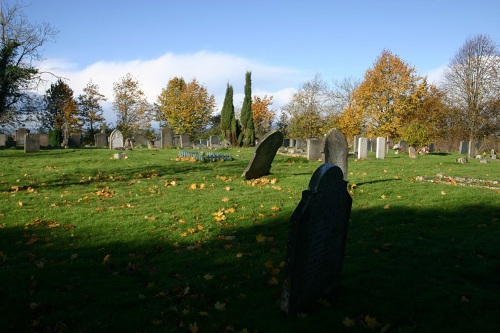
[220,83,236,143]
[240,71,255,146]
[77,80,106,139]
[43,79,79,130]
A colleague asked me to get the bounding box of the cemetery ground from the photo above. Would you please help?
[0,147,499,333]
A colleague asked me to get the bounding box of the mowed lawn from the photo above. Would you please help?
[0,147,499,333]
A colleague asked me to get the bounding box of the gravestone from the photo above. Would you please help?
[357,137,368,159]
[353,135,360,153]
[242,130,283,180]
[109,129,124,149]
[39,134,48,147]
[179,134,191,148]
[295,139,306,150]
[133,134,149,147]
[0,133,6,146]
[280,163,352,315]
[283,138,290,147]
[306,138,321,160]
[94,133,108,148]
[398,141,407,153]
[24,133,40,153]
[458,141,468,154]
[289,139,295,148]
[408,146,418,158]
[69,133,82,148]
[209,135,219,146]
[321,128,348,181]
[161,127,174,148]
[428,143,435,153]
[376,137,386,159]
[16,128,29,147]
[200,139,208,146]
[369,138,377,153]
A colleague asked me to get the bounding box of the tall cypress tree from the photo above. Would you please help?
[220,83,235,143]
[240,71,255,146]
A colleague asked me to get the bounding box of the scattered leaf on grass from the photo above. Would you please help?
[203,273,214,280]
[189,322,199,333]
[214,301,225,311]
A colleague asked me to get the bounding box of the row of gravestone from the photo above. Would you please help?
[240,129,352,315]
[0,130,83,152]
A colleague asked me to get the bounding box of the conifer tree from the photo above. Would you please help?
[240,71,255,146]
[220,83,236,143]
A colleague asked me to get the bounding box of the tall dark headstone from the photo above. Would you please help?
[161,127,174,148]
[321,128,348,181]
[242,130,283,180]
[280,163,352,314]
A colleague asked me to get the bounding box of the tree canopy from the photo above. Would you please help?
[240,71,255,146]
[42,79,79,131]
[252,95,275,135]
[78,80,106,136]
[156,77,215,137]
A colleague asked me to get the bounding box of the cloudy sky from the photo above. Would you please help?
[19,0,500,125]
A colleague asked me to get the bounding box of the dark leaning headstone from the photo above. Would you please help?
[321,128,349,181]
[242,130,283,180]
[280,163,352,314]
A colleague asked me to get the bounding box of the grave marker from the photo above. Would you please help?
[280,163,352,314]
[242,130,283,180]
[94,133,108,148]
[39,134,48,147]
[321,128,348,181]
[16,128,29,147]
[180,134,191,148]
[376,137,386,159]
[161,127,174,148]
[306,138,321,160]
[408,146,418,158]
[357,137,368,159]
[109,129,124,149]
[24,133,40,153]
[459,141,468,154]
[0,133,6,146]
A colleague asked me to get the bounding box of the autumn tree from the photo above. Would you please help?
[220,83,237,144]
[42,79,79,130]
[77,80,106,138]
[112,73,153,139]
[443,34,500,157]
[240,71,255,146]
[282,74,332,139]
[338,50,445,145]
[0,1,57,125]
[156,76,215,136]
[252,95,275,135]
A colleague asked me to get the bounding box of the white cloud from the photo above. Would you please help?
[424,65,447,86]
[37,51,305,125]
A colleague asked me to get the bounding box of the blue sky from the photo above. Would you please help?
[18,0,500,124]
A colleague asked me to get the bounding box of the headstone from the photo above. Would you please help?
[321,128,348,181]
[161,127,174,148]
[357,137,368,159]
[398,141,407,153]
[242,130,283,180]
[0,133,6,146]
[109,129,124,149]
[408,146,418,158]
[200,139,208,146]
[39,134,48,147]
[133,134,149,147]
[283,139,290,147]
[376,137,386,159]
[428,143,435,153]
[69,133,82,148]
[369,138,377,153]
[220,139,231,149]
[180,134,190,148]
[94,133,108,148]
[24,133,40,153]
[15,128,29,147]
[289,139,295,148]
[280,163,352,314]
[295,139,306,150]
[306,138,321,160]
[209,135,219,146]
[353,135,360,153]
[459,141,468,154]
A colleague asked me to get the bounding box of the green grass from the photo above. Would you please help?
[0,147,499,332]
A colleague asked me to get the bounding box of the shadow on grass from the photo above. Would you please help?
[1,201,499,332]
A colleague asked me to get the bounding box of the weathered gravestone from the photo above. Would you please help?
[408,146,418,158]
[459,141,468,154]
[376,137,386,159]
[39,134,48,147]
[161,127,174,148]
[306,138,321,160]
[179,134,190,148]
[321,128,348,181]
[295,139,306,150]
[94,133,108,148]
[133,134,149,147]
[0,133,6,146]
[69,133,82,148]
[280,163,352,314]
[242,130,283,180]
[209,135,219,146]
[16,128,29,147]
[353,135,360,153]
[24,133,40,153]
[109,129,124,149]
[357,137,368,159]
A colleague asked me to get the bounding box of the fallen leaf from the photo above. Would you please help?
[102,254,111,265]
[17,201,23,206]
[221,197,230,202]
[342,317,356,327]
[189,322,199,333]
[441,191,447,195]
[256,234,267,243]
[203,273,214,280]
[214,301,225,311]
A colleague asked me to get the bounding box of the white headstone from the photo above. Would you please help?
[376,137,386,159]
[357,137,368,159]
[109,129,124,149]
